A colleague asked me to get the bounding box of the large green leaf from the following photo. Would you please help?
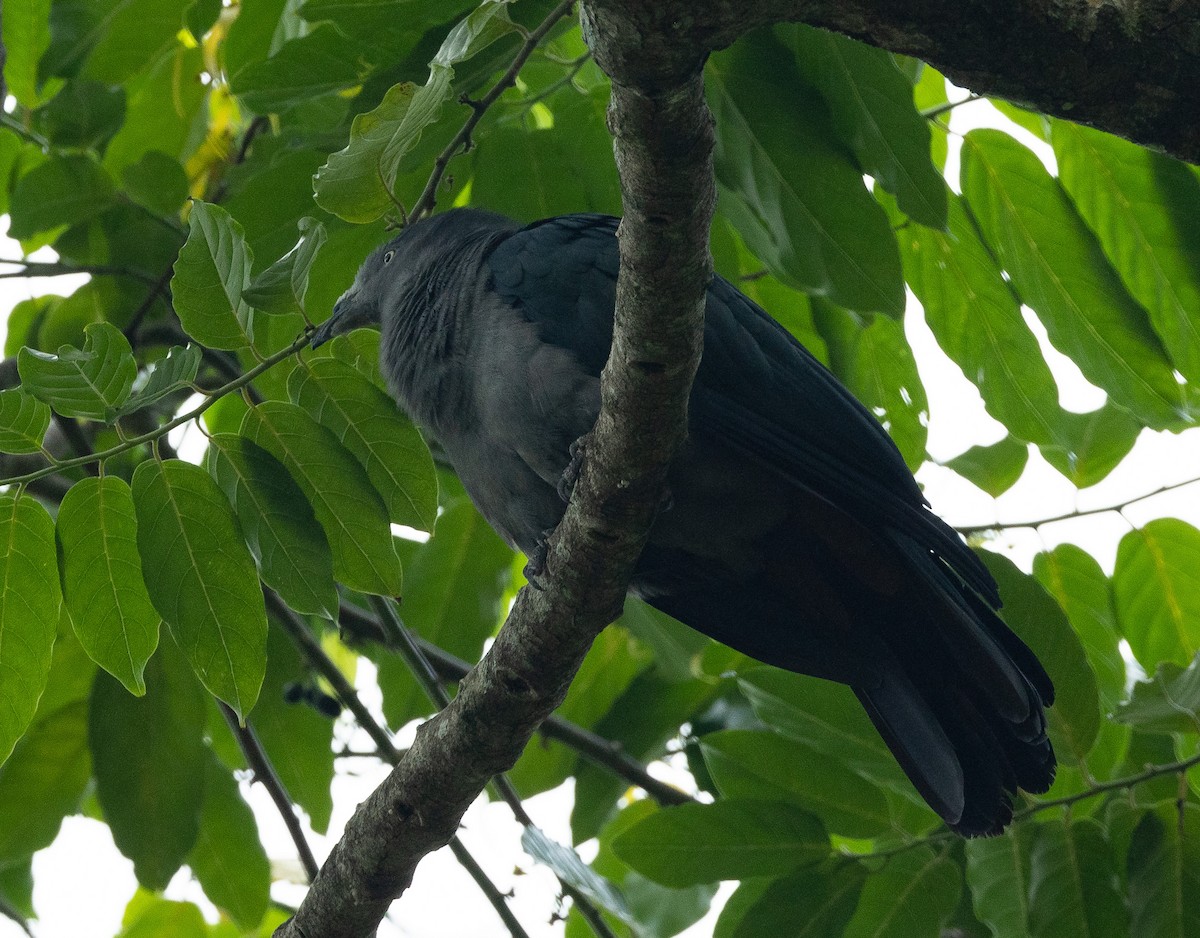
[980,552,1100,767]
[116,344,202,418]
[132,460,267,720]
[611,799,828,888]
[57,477,160,696]
[701,729,891,838]
[1115,653,1200,735]
[17,321,136,421]
[89,648,207,891]
[1053,120,1200,383]
[79,0,183,84]
[0,388,51,455]
[1113,519,1200,670]
[241,401,402,596]
[708,33,904,316]
[171,201,256,351]
[961,129,1187,429]
[288,357,438,532]
[843,846,962,938]
[32,78,126,149]
[205,434,338,620]
[0,494,61,765]
[0,702,90,865]
[2,0,53,106]
[1028,819,1127,938]
[229,24,367,114]
[946,437,1029,498]
[314,1,519,222]
[1127,804,1200,938]
[1033,545,1125,711]
[725,862,866,938]
[965,825,1035,938]
[782,24,946,228]
[243,218,328,318]
[471,126,592,220]
[376,498,511,726]
[119,150,189,217]
[189,755,270,930]
[7,154,115,240]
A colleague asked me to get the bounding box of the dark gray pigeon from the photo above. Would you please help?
[312,209,1055,836]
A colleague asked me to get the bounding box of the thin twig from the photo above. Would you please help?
[920,93,983,120]
[957,475,1200,535]
[217,701,320,883]
[0,259,160,285]
[0,330,311,488]
[410,0,578,220]
[512,51,592,112]
[123,267,175,341]
[448,838,533,938]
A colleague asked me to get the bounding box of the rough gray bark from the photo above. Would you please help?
[277,1,1198,935]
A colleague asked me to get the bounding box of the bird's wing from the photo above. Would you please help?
[487,214,995,602]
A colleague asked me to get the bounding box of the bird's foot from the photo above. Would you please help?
[557,436,588,503]
[522,528,557,590]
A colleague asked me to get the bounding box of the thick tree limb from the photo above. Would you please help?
[274,2,714,935]
[649,0,1200,163]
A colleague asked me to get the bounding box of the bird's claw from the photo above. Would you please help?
[557,437,588,503]
[523,529,556,590]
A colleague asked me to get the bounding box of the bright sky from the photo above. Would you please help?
[3,86,1199,938]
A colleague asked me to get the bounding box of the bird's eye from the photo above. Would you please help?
[384,250,395,264]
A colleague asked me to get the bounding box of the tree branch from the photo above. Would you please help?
[274,2,715,934]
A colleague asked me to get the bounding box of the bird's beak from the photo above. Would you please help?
[311,292,359,348]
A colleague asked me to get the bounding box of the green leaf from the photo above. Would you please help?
[843,846,962,938]
[376,498,511,725]
[0,494,61,765]
[132,460,267,719]
[1028,819,1127,938]
[33,78,126,149]
[471,126,592,220]
[117,895,208,938]
[1116,653,1200,734]
[728,863,866,938]
[243,218,328,317]
[0,702,90,865]
[229,24,366,114]
[966,826,1035,938]
[80,0,184,84]
[979,552,1101,767]
[189,755,270,930]
[1053,120,1200,384]
[171,200,256,350]
[205,434,338,620]
[707,33,904,316]
[89,648,207,891]
[520,826,634,927]
[946,437,1029,497]
[2,0,53,106]
[117,344,202,417]
[1127,804,1200,938]
[1113,519,1200,670]
[241,401,403,596]
[7,153,115,240]
[781,24,946,228]
[1033,545,1125,711]
[18,320,137,421]
[120,150,190,216]
[611,799,828,888]
[0,388,51,454]
[961,129,1187,429]
[287,357,438,531]
[701,729,891,838]
[1042,404,1141,489]
[314,3,517,221]
[246,623,335,833]
[58,477,161,696]
[737,667,921,802]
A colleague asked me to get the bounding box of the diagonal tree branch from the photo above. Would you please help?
[273,2,715,935]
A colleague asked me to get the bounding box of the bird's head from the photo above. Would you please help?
[310,209,516,349]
